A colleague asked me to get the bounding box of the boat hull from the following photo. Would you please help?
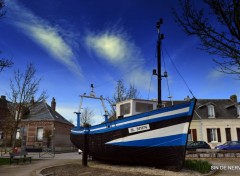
[71,100,196,170]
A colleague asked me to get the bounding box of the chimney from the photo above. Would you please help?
[230,95,237,103]
[51,97,56,111]
[184,95,190,101]
[1,95,6,100]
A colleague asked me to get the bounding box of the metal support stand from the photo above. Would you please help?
[104,114,108,123]
[82,133,88,166]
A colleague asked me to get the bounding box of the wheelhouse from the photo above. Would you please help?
[116,99,158,119]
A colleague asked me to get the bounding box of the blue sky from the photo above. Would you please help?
[0,0,239,124]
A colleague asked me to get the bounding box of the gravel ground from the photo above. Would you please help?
[41,161,202,176]
[41,158,240,176]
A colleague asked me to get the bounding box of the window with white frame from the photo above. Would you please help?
[16,128,20,139]
[36,127,43,141]
[210,128,217,142]
[207,128,221,143]
[237,105,240,117]
[208,105,215,118]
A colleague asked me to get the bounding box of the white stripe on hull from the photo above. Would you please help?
[90,107,189,132]
[106,122,189,144]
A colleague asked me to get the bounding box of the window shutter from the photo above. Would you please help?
[192,129,197,141]
[237,128,240,141]
[225,128,232,141]
[0,132,3,139]
[207,128,211,142]
[217,128,221,142]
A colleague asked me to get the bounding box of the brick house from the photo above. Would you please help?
[0,96,74,151]
[0,96,10,144]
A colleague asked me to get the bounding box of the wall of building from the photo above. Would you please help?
[23,121,53,147]
[190,118,240,148]
[53,121,73,148]
[22,120,73,149]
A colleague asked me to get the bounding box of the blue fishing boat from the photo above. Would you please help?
[70,19,196,170]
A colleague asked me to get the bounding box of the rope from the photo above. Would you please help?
[147,74,153,100]
[163,45,195,98]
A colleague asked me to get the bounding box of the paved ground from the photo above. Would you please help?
[204,158,240,176]
[0,152,82,176]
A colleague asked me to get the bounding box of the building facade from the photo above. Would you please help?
[189,95,240,148]
[0,96,74,151]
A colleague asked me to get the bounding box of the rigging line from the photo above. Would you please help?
[93,60,148,89]
[163,44,195,98]
[147,74,153,100]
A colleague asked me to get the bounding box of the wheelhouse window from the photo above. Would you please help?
[135,102,153,112]
[208,105,215,118]
[36,127,43,141]
[120,103,130,116]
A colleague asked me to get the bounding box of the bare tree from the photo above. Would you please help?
[0,1,13,72]
[0,0,5,18]
[81,107,94,127]
[7,63,47,148]
[173,0,240,75]
[107,80,139,120]
[2,113,15,148]
[0,57,13,72]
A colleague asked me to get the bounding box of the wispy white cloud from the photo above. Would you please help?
[86,33,127,63]
[6,0,82,77]
[85,28,152,91]
[208,69,225,80]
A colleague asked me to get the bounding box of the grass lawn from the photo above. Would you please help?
[0,158,10,165]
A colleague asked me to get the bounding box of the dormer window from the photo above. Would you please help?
[237,105,240,117]
[208,104,215,118]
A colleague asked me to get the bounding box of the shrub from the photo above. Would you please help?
[184,159,211,174]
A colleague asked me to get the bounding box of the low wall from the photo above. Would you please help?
[186,149,240,158]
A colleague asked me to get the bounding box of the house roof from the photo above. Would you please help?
[126,97,239,120]
[193,99,238,120]
[0,96,9,108]
[22,101,73,126]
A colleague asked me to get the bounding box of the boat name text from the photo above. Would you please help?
[128,124,150,134]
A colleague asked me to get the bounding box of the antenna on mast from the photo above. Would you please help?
[90,84,95,97]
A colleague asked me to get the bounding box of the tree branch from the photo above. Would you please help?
[173,0,240,76]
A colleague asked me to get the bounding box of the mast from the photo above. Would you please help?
[153,19,166,109]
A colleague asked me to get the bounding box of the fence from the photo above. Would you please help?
[0,147,12,157]
[186,149,240,158]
